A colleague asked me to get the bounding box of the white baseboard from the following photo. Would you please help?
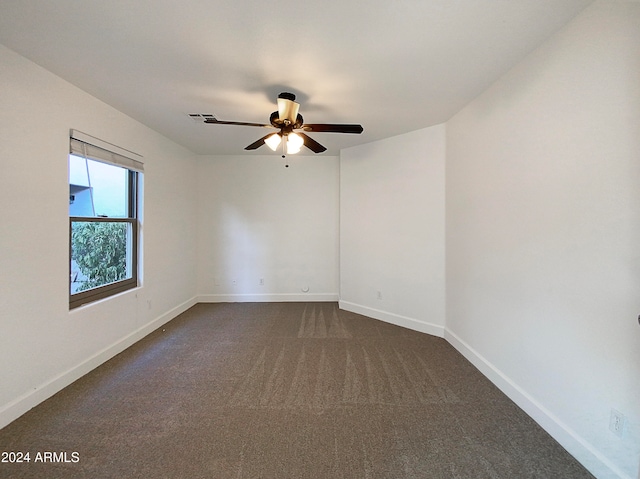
[0,296,197,430]
[198,293,339,303]
[338,300,445,338]
[444,327,630,479]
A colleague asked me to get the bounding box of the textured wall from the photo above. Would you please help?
[340,125,446,336]
[197,154,339,302]
[446,2,640,477]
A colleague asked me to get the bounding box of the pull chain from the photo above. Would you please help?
[282,138,289,167]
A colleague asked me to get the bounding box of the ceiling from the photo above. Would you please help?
[0,0,593,156]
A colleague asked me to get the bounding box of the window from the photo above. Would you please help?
[69,131,143,309]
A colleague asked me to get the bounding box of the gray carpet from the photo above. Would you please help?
[0,302,594,478]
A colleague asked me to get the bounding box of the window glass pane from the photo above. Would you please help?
[69,154,89,186]
[88,160,128,217]
[69,157,129,218]
[70,221,133,293]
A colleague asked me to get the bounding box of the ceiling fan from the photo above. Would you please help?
[195,92,363,154]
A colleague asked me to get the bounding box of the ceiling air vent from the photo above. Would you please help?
[188,113,216,122]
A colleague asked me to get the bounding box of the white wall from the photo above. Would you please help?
[340,125,446,336]
[0,45,199,428]
[197,154,339,302]
[445,2,640,478]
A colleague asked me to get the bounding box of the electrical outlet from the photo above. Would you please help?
[609,409,625,437]
[377,291,382,300]
[259,278,264,286]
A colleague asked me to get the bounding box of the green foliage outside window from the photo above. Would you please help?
[71,222,128,291]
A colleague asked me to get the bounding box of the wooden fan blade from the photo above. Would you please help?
[245,133,275,150]
[301,123,364,134]
[299,133,327,153]
[204,118,273,128]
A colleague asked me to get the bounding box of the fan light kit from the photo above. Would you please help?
[192,92,363,155]
[263,131,304,154]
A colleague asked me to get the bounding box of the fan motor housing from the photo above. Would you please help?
[278,92,296,101]
[270,111,303,130]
